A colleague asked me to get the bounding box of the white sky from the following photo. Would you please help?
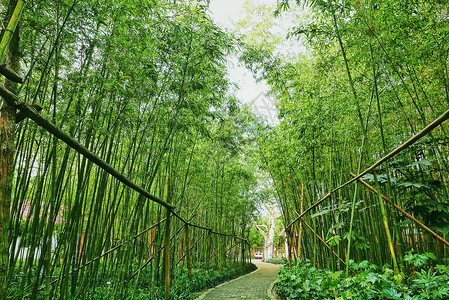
[208,0,278,121]
[207,0,307,125]
[208,0,278,29]
[208,0,284,217]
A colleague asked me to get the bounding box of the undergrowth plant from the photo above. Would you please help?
[264,258,287,265]
[275,253,449,300]
[61,262,257,300]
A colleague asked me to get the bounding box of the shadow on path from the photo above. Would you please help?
[196,260,281,300]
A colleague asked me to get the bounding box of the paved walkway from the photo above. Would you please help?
[196,260,281,300]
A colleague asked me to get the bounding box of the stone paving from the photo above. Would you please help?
[196,260,281,300]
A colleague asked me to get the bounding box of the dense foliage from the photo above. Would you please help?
[275,253,449,299]
[0,0,264,299]
[239,0,449,274]
[161,263,257,300]
[2,0,449,298]
[7,262,257,299]
[83,262,257,300]
[264,258,288,265]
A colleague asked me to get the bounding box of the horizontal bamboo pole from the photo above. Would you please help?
[0,64,23,83]
[351,173,449,248]
[31,217,169,295]
[0,84,175,209]
[0,86,249,242]
[171,210,247,241]
[301,219,348,267]
[286,108,449,230]
[292,209,348,268]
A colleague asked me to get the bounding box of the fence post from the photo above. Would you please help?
[164,209,171,300]
[246,240,250,264]
[298,182,304,261]
[240,239,245,264]
[234,236,237,263]
[185,224,192,281]
[248,240,252,263]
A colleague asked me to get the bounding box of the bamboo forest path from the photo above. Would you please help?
[197,260,280,300]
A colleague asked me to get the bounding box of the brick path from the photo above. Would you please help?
[196,260,281,300]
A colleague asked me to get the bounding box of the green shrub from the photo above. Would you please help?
[275,254,449,300]
[264,258,287,265]
[85,262,257,300]
[166,262,257,299]
[8,261,256,299]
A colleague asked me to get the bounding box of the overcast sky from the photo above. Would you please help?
[208,0,277,29]
[207,0,279,122]
[208,1,282,215]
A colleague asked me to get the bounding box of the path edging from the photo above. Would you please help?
[195,264,261,300]
[266,262,284,300]
[268,279,277,300]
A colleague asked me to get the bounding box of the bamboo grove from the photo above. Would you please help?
[0,1,262,299]
[240,0,449,275]
[2,0,449,298]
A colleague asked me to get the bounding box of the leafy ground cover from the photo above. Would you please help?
[91,262,257,300]
[7,262,257,299]
[275,252,449,299]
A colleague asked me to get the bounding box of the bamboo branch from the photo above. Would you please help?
[292,209,348,268]
[286,108,449,230]
[0,64,23,83]
[31,217,168,295]
[301,219,348,268]
[351,173,449,248]
[0,84,175,210]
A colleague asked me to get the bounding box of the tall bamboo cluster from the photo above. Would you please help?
[0,0,261,299]
[243,0,449,273]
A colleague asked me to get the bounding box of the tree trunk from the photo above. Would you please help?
[0,89,15,300]
[0,1,21,298]
[255,215,276,260]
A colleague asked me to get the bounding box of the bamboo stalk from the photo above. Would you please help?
[164,208,171,300]
[373,171,399,273]
[0,2,25,298]
[0,0,25,62]
[0,84,175,210]
[285,108,449,231]
[370,43,404,269]
[302,219,348,268]
[176,230,208,267]
[185,225,192,280]
[297,182,304,260]
[30,216,168,295]
[351,173,449,248]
